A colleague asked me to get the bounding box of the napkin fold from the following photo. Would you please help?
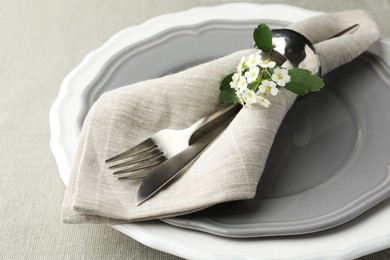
[62,10,379,223]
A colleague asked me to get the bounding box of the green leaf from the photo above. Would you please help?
[219,73,238,104]
[247,82,257,91]
[219,88,237,104]
[253,24,273,53]
[284,68,325,95]
[219,73,234,91]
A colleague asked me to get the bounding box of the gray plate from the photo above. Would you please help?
[78,20,390,238]
[164,52,390,237]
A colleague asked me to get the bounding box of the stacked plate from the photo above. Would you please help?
[50,3,390,259]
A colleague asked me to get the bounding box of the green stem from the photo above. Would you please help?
[265,68,273,78]
[252,79,262,92]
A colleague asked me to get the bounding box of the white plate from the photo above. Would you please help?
[50,3,390,259]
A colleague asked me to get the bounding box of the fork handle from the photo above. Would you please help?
[185,104,241,138]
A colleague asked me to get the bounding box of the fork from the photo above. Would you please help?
[105,104,240,179]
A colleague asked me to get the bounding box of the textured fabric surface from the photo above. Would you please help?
[62,10,379,223]
[1,0,390,259]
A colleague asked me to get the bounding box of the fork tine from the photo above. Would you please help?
[109,149,164,169]
[105,138,156,163]
[113,156,167,176]
[117,174,146,181]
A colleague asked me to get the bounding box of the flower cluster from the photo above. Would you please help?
[219,23,324,107]
[229,50,291,108]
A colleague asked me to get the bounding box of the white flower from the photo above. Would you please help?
[235,90,244,104]
[272,67,291,87]
[241,89,271,108]
[258,96,271,108]
[229,72,240,88]
[237,56,246,71]
[259,58,276,68]
[236,77,248,93]
[245,54,261,68]
[241,89,259,105]
[244,66,260,83]
[258,79,279,96]
[232,72,240,82]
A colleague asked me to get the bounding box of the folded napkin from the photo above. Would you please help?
[62,10,379,223]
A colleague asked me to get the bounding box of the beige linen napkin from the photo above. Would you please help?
[62,10,379,223]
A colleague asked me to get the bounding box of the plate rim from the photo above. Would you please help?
[50,3,390,259]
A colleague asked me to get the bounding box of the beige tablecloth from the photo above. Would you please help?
[1,0,390,259]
